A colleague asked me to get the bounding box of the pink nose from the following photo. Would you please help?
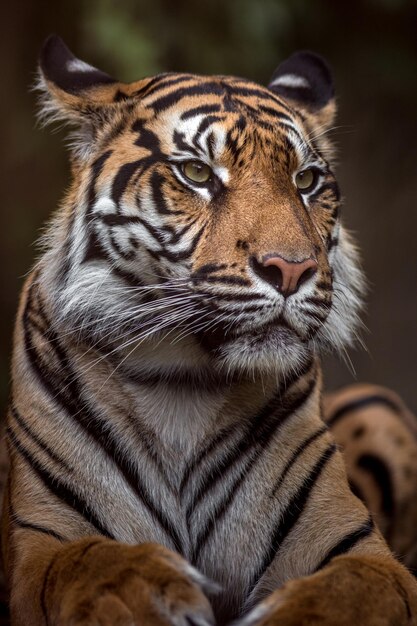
[256,255,318,296]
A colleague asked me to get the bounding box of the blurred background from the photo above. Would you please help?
[1,0,417,415]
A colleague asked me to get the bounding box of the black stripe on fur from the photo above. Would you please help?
[315,516,374,571]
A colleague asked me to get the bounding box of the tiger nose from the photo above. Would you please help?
[252,255,318,297]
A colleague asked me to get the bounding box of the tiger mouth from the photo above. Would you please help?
[198,317,303,353]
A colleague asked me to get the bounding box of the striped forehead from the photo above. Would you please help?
[158,106,228,161]
[141,74,310,161]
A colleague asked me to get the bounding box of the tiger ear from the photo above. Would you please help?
[39,34,118,99]
[37,35,144,159]
[268,51,336,130]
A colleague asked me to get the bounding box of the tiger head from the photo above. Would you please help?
[37,36,364,379]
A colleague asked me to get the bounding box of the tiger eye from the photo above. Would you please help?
[182,161,212,184]
[295,168,316,191]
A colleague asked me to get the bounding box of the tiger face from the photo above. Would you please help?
[38,37,363,378]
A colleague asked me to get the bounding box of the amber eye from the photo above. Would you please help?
[182,161,212,184]
[295,168,317,192]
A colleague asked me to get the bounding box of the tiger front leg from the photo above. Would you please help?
[241,554,417,626]
[11,535,215,626]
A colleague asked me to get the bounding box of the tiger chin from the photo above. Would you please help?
[3,34,417,626]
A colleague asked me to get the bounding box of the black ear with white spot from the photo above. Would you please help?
[268,51,336,128]
[37,35,148,160]
[40,34,116,96]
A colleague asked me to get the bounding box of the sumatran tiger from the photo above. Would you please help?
[2,35,417,626]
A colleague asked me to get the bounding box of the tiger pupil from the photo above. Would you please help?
[183,161,211,184]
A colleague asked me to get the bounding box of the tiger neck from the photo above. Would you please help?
[95,336,322,455]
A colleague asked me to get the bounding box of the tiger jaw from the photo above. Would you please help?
[177,305,312,376]
[106,292,321,377]
[185,279,329,368]
[213,323,312,376]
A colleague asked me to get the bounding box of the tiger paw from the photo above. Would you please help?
[44,538,216,626]
[239,555,417,626]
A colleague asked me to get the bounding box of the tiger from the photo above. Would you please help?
[323,383,417,574]
[3,33,417,626]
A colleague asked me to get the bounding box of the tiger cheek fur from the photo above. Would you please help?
[4,35,417,626]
